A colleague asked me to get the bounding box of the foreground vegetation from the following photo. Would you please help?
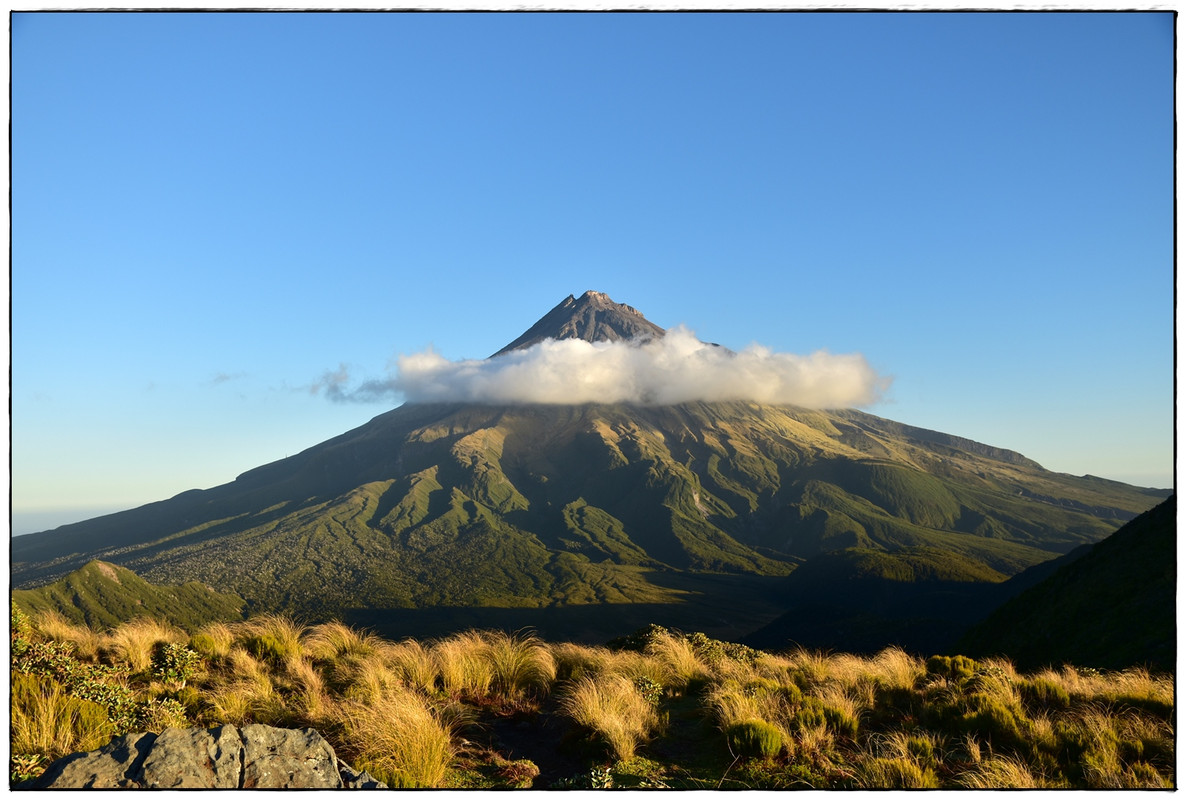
[11,606,1174,789]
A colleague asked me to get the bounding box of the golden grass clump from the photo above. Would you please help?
[31,612,104,662]
[105,617,185,673]
[485,631,556,699]
[303,620,382,663]
[190,621,235,662]
[432,631,495,698]
[11,673,115,762]
[957,754,1043,789]
[232,615,307,674]
[643,629,711,690]
[550,641,614,682]
[385,639,439,696]
[334,686,455,788]
[560,673,660,762]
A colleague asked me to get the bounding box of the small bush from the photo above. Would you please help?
[1020,675,1071,712]
[926,655,978,683]
[151,642,201,688]
[726,719,784,760]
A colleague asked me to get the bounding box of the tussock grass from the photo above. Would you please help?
[560,674,660,761]
[386,639,438,695]
[335,687,454,788]
[303,620,382,663]
[957,754,1042,788]
[190,621,235,662]
[485,631,556,698]
[643,629,710,690]
[104,617,184,673]
[11,674,114,761]
[31,612,103,662]
[433,631,495,698]
[233,615,306,674]
[10,610,1176,790]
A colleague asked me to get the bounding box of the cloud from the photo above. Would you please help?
[322,326,889,409]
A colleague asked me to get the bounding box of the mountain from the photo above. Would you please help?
[11,560,244,631]
[957,495,1175,671]
[490,290,665,356]
[12,292,1168,643]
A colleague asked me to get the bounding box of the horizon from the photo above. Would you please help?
[12,11,1174,533]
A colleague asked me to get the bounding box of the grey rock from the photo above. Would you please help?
[20,724,388,790]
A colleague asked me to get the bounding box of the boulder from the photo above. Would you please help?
[19,724,387,789]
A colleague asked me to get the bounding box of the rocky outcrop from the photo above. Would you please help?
[18,724,387,789]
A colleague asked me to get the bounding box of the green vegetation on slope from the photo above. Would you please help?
[11,609,1174,789]
[11,561,243,632]
[958,495,1176,672]
[12,402,1167,626]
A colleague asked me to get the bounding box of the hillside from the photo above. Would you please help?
[958,495,1175,671]
[10,560,244,631]
[11,292,1168,642]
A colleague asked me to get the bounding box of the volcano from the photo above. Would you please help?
[11,291,1168,643]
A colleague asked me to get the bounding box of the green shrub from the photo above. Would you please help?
[926,655,978,683]
[1020,676,1071,712]
[151,642,201,688]
[725,719,784,760]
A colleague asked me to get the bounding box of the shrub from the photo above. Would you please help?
[151,642,201,688]
[926,655,978,683]
[726,719,784,760]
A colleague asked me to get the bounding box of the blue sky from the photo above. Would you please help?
[12,11,1174,533]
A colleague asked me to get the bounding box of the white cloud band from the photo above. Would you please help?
[319,326,888,409]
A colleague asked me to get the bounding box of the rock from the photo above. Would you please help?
[20,724,388,790]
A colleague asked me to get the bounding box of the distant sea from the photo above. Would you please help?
[11,506,130,537]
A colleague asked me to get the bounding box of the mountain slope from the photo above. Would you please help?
[12,292,1168,642]
[11,560,244,631]
[957,495,1175,671]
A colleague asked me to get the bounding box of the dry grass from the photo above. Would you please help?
[31,612,103,662]
[485,631,556,698]
[386,639,439,695]
[432,631,495,698]
[644,629,710,689]
[560,673,660,761]
[957,754,1043,788]
[334,686,455,788]
[104,617,185,672]
[190,621,235,662]
[303,620,383,662]
[11,674,115,761]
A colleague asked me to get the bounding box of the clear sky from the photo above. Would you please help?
[12,11,1175,534]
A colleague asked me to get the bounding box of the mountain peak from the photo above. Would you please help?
[491,290,666,357]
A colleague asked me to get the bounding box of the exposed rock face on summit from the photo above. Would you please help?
[20,724,386,789]
[491,290,665,356]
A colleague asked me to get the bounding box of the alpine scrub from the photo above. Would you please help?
[9,609,1175,789]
